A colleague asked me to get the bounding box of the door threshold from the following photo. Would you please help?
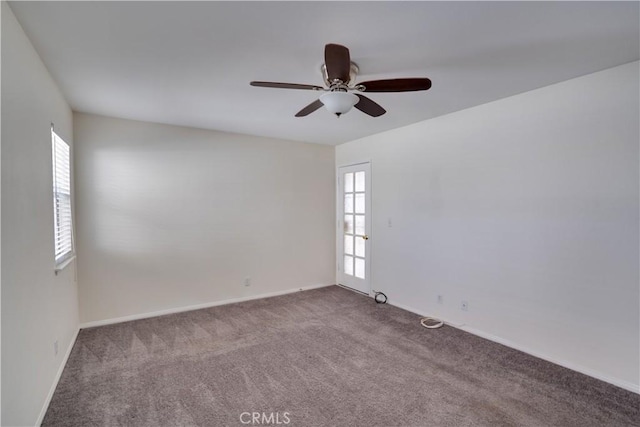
[337,284,371,297]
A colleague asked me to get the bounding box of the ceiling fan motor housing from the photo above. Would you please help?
[321,62,359,88]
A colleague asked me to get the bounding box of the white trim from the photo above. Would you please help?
[80,284,332,329]
[458,324,640,394]
[54,254,75,274]
[388,299,466,328]
[36,327,80,426]
[386,299,640,394]
[335,159,372,169]
[336,283,370,296]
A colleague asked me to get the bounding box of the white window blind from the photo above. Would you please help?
[52,128,74,265]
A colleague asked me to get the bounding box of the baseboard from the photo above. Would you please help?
[336,283,371,296]
[80,284,333,329]
[36,327,80,426]
[458,324,640,394]
[385,299,466,328]
[386,300,640,395]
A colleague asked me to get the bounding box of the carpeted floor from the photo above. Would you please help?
[44,286,639,426]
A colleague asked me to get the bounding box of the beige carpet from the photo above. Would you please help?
[44,286,639,426]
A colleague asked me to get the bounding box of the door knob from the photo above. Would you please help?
[362,235,369,240]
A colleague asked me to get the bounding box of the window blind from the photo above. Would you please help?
[52,129,74,264]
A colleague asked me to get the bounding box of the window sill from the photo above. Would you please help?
[55,255,76,275]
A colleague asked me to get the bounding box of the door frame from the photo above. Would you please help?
[336,160,372,296]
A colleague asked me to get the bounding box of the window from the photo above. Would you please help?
[52,127,74,267]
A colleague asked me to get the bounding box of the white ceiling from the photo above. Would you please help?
[9,1,639,145]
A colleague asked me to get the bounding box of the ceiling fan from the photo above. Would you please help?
[250,44,432,118]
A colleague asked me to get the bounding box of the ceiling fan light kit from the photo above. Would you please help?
[320,92,359,117]
[250,43,432,118]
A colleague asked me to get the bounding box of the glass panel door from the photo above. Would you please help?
[337,163,371,294]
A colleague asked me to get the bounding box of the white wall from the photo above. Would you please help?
[336,62,639,391]
[74,113,335,324]
[1,2,79,425]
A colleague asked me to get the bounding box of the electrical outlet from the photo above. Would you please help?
[437,295,443,304]
[54,340,59,356]
[244,277,251,287]
[461,301,468,311]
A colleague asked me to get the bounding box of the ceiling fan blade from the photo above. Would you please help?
[354,94,386,117]
[295,99,324,117]
[324,44,351,82]
[250,81,324,91]
[358,78,432,92]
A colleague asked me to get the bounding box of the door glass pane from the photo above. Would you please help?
[344,255,354,276]
[355,236,365,257]
[355,215,365,235]
[355,171,365,192]
[344,215,354,234]
[355,258,365,279]
[355,193,365,214]
[344,172,353,193]
[344,235,354,255]
[344,194,354,214]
